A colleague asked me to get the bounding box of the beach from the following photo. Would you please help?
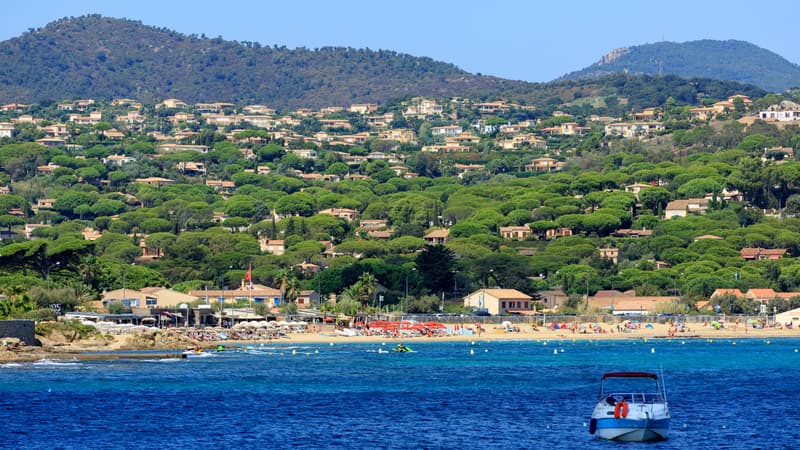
[3,319,797,363]
[278,320,799,344]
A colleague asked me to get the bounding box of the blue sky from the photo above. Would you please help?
[2,0,798,82]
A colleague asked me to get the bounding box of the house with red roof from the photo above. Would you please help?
[740,248,786,260]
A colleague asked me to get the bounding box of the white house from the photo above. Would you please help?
[759,101,800,122]
[463,288,533,315]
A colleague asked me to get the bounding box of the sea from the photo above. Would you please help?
[2,338,799,449]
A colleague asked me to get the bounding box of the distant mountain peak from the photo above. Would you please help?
[599,47,630,65]
[561,39,800,92]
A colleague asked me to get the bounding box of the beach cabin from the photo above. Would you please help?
[100,287,199,310]
[463,288,533,316]
[776,307,800,329]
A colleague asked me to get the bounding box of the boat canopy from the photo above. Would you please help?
[601,371,658,380]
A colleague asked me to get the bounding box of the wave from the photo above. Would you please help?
[32,359,82,367]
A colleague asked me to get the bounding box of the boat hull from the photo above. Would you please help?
[594,418,669,442]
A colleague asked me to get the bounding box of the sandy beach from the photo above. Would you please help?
[276,321,800,344]
[3,320,798,363]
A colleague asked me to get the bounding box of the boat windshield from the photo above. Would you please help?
[599,375,664,402]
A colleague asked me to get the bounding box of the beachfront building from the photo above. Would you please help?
[100,287,200,310]
[295,290,321,307]
[776,307,800,328]
[463,288,533,315]
[189,282,282,307]
[587,290,674,315]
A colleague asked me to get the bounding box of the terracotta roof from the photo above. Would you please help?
[481,289,532,300]
[747,288,777,299]
[710,288,745,299]
[592,290,635,298]
[424,229,450,238]
[740,248,786,259]
[665,198,709,209]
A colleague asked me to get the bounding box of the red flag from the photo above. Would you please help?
[245,264,252,283]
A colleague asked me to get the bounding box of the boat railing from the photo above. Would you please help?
[602,392,665,404]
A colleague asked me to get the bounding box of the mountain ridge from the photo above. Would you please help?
[0,16,770,108]
[0,15,539,108]
[560,39,800,92]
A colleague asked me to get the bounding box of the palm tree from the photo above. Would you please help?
[337,286,362,316]
[355,272,377,310]
[77,255,100,287]
[275,268,300,305]
[284,276,300,304]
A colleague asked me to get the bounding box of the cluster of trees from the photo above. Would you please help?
[4,83,800,318]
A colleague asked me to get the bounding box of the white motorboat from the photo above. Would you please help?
[589,371,670,442]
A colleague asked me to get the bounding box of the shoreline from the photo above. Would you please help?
[3,322,797,363]
[273,327,799,344]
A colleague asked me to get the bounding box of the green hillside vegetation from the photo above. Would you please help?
[0,16,766,109]
[0,15,523,108]
[561,40,800,93]
[3,86,800,319]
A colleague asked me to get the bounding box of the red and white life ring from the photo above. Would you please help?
[613,400,629,418]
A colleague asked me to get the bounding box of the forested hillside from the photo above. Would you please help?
[561,40,800,93]
[0,15,528,108]
[0,16,766,109]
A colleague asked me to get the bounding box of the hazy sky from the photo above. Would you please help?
[2,0,798,82]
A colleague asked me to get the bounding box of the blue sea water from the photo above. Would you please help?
[2,338,800,449]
